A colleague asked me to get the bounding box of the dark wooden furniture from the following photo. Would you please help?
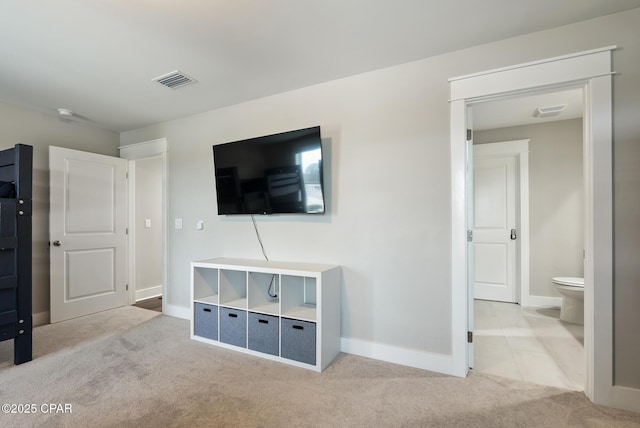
[0,144,33,364]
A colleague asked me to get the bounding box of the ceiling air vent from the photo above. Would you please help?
[152,70,197,90]
[533,104,567,118]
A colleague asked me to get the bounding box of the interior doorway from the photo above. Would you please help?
[131,156,164,304]
[469,96,585,389]
[449,46,615,406]
[120,138,168,313]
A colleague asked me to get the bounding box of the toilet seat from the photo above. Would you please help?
[552,277,584,288]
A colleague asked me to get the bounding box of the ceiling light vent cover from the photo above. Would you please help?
[152,70,197,89]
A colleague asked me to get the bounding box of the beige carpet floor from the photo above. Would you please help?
[0,306,639,428]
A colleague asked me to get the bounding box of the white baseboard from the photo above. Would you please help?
[340,337,455,376]
[164,303,190,320]
[135,285,162,302]
[33,311,50,327]
[36,304,189,325]
[522,295,562,308]
[604,385,640,413]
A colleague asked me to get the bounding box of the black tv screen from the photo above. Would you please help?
[213,126,325,215]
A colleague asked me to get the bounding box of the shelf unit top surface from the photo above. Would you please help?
[192,258,339,274]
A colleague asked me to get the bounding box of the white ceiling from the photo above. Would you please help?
[473,88,584,131]
[1,1,638,132]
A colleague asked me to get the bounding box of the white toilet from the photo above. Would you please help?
[552,277,584,324]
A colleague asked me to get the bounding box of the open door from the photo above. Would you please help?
[466,110,475,369]
[49,146,128,323]
[472,150,518,303]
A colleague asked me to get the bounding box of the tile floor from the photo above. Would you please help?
[473,299,584,391]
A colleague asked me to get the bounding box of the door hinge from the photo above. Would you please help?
[466,129,473,141]
[126,172,129,179]
[467,230,473,242]
[126,228,129,235]
[468,331,473,343]
[126,284,129,291]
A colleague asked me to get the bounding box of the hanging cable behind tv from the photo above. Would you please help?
[251,214,277,299]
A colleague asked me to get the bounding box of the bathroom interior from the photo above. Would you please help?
[471,89,586,391]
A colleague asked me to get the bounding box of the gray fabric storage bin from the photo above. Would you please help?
[281,318,316,365]
[248,312,279,356]
[194,302,218,341]
[220,307,247,348]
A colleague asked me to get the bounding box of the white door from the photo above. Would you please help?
[465,133,475,368]
[49,146,128,323]
[473,152,518,303]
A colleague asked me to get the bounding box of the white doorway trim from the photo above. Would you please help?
[449,46,625,409]
[473,139,530,306]
[119,138,168,313]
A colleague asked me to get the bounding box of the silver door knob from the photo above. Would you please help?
[52,240,62,247]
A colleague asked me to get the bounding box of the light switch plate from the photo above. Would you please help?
[175,218,183,229]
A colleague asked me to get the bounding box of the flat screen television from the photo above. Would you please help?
[213,126,325,215]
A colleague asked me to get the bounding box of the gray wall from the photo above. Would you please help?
[121,9,640,387]
[134,156,163,295]
[0,102,120,321]
[475,119,584,298]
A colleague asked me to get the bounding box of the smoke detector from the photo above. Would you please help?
[533,104,567,118]
[152,70,198,89]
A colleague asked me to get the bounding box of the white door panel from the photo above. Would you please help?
[474,243,508,285]
[473,155,517,303]
[65,159,118,233]
[474,165,508,229]
[66,248,116,298]
[50,146,128,323]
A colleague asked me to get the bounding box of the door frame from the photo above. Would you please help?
[450,47,618,408]
[473,140,530,305]
[119,138,168,312]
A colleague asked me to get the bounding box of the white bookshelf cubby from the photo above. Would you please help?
[193,266,218,305]
[219,269,247,309]
[248,272,280,316]
[281,275,317,322]
[190,258,341,372]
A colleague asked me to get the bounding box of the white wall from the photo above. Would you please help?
[122,64,454,354]
[134,156,163,298]
[0,102,120,324]
[121,8,640,386]
[475,119,584,298]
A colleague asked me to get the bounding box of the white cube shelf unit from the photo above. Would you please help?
[191,258,341,372]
